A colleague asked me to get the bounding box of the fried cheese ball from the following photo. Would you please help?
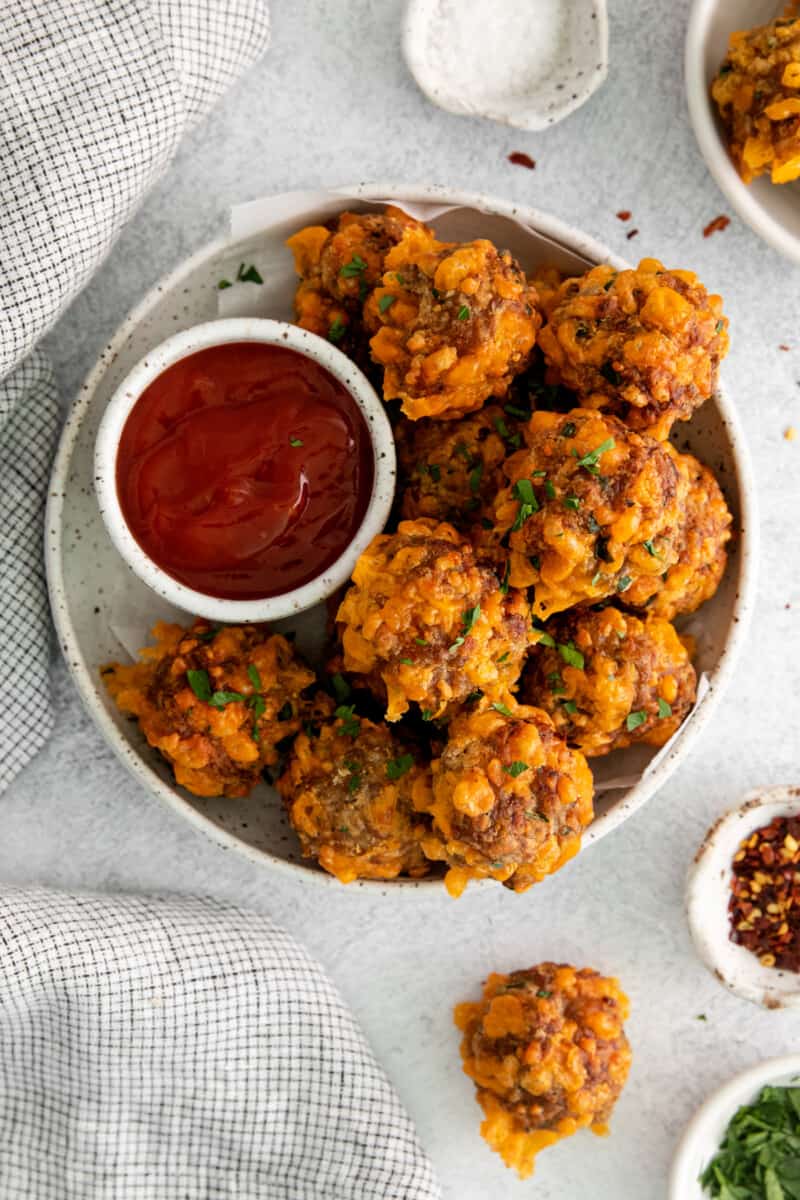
[528,263,568,320]
[286,206,424,353]
[417,704,593,897]
[277,712,431,883]
[521,606,697,757]
[336,519,531,722]
[455,964,632,1179]
[366,224,540,420]
[624,446,733,619]
[538,259,729,438]
[712,11,800,184]
[103,621,318,798]
[494,408,681,619]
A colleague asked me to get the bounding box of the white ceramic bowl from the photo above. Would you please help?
[688,786,800,1008]
[670,1054,800,1198]
[686,0,800,265]
[94,318,396,623]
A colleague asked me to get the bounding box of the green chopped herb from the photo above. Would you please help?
[700,1084,800,1198]
[428,463,441,483]
[378,294,396,313]
[421,708,433,721]
[449,605,481,651]
[331,673,351,704]
[195,626,221,643]
[414,637,428,647]
[217,278,232,290]
[503,761,529,778]
[209,690,247,709]
[493,416,521,448]
[643,539,661,558]
[560,422,577,438]
[187,669,213,702]
[481,517,493,530]
[558,641,585,670]
[616,574,632,593]
[532,469,547,478]
[328,317,346,344]
[335,704,361,738]
[562,700,578,714]
[544,479,556,499]
[600,361,622,386]
[626,709,647,732]
[469,463,483,494]
[697,1013,708,1021]
[574,437,615,474]
[395,272,405,284]
[563,495,581,510]
[536,989,552,999]
[247,664,262,689]
[499,561,511,596]
[491,702,514,717]
[386,754,414,781]
[603,274,617,291]
[505,404,530,420]
[496,651,510,664]
[511,477,540,531]
[276,700,293,721]
[343,759,362,794]
[400,657,414,666]
[547,671,566,696]
[289,436,303,447]
[457,304,470,320]
[250,694,266,742]
[340,254,367,278]
[715,319,725,333]
[236,262,263,285]
[537,632,556,648]
[591,571,604,587]
[657,698,672,718]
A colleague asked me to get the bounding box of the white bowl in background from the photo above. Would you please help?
[670,1055,800,1199]
[686,0,800,265]
[688,785,800,1008]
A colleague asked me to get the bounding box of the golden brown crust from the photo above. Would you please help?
[366,225,541,420]
[335,519,532,722]
[417,703,594,896]
[521,606,697,756]
[277,714,431,883]
[103,620,319,798]
[454,964,631,1179]
[711,12,800,184]
[493,408,682,619]
[538,259,728,438]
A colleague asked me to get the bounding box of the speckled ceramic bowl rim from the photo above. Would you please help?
[669,1054,800,1199]
[685,0,800,266]
[687,786,800,1007]
[94,318,396,623]
[45,182,758,892]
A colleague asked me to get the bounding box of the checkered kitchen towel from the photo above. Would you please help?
[0,888,442,1198]
[0,0,271,789]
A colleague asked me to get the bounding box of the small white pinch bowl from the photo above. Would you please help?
[687,785,800,1009]
[669,1054,800,1199]
[686,0,800,265]
[403,0,608,132]
[94,317,396,624]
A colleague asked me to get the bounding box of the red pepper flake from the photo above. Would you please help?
[728,815,800,971]
[779,344,791,351]
[703,214,730,237]
[626,228,639,240]
[508,151,536,170]
[616,210,632,221]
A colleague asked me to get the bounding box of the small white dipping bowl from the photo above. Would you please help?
[670,1054,800,1199]
[686,0,800,265]
[94,318,396,623]
[687,785,800,1009]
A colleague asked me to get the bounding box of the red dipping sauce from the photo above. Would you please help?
[116,343,375,599]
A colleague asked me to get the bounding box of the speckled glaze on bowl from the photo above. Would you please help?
[670,1055,800,1199]
[46,183,757,892]
[686,0,800,265]
[94,317,396,624]
[688,786,800,1008]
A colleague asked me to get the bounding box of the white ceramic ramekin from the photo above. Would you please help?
[94,318,395,622]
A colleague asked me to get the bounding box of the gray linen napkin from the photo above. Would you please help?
[0,0,271,789]
[0,887,442,1199]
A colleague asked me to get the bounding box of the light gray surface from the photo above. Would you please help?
[5,1,799,1196]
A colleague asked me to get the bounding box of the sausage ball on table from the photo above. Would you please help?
[366,223,541,420]
[521,606,697,757]
[103,621,318,798]
[712,11,800,185]
[286,206,425,357]
[417,703,594,897]
[624,446,733,620]
[455,964,632,1179]
[494,408,682,619]
[335,518,531,722]
[538,259,729,439]
[277,710,431,884]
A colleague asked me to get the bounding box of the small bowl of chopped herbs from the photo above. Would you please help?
[670,1055,800,1199]
[688,786,800,1009]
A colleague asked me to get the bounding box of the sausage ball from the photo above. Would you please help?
[538,259,729,438]
[103,621,317,798]
[277,712,431,883]
[336,519,532,722]
[493,408,682,619]
[417,704,594,897]
[366,224,540,420]
[454,964,632,1179]
[624,447,733,620]
[712,12,800,184]
[521,606,697,757]
[286,206,425,357]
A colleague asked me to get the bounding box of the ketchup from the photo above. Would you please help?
[116,342,374,599]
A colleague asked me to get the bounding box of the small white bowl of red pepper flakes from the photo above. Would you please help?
[688,785,800,1009]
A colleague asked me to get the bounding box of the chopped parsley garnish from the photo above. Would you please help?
[496,652,510,664]
[700,1085,800,1199]
[532,469,547,478]
[343,759,362,793]
[544,479,556,499]
[217,279,232,290]
[289,436,303,447]
[600,361,622,386]
[626,710,647,731]
[558,641,585,669]
[328,317,346,343]
[616,574,632,593]
[715,318,725,333]
[562,700,578,714]
[643,539,661,558]
[247,664,262,689]
[421,708,433,721]
[209,690,246,708]
[536,989,552,999]
[276,701,293,721]
[339,254,367,278]
[386,754,415,781]
[563,495,581,510]
[399,657,413,666]
[250,694,266,742]
[503,761,529,778]
[195,626,221,643]
[395,272,405,284]
[499,561,511,595]
[428,463,441,483]
[414,637,428,647]
[457,305,470,320]
[574,437,615,474]
[469,463,483,493]
[603,275,617,291]
[450,605,481,651]
[187,669,213,702]
[331,673,351,704]
[504,404,530,420]
[491,702,514,717]
[493,416,521,448]
[378,294,396,313]
[335,704,361,738]
[560,422,577,438]
[236,262,263,285]
[511,478,540,531]
[657,698,672,718]
[537,632,556,648]
[547,671,566,696]
[592,571,604,587]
